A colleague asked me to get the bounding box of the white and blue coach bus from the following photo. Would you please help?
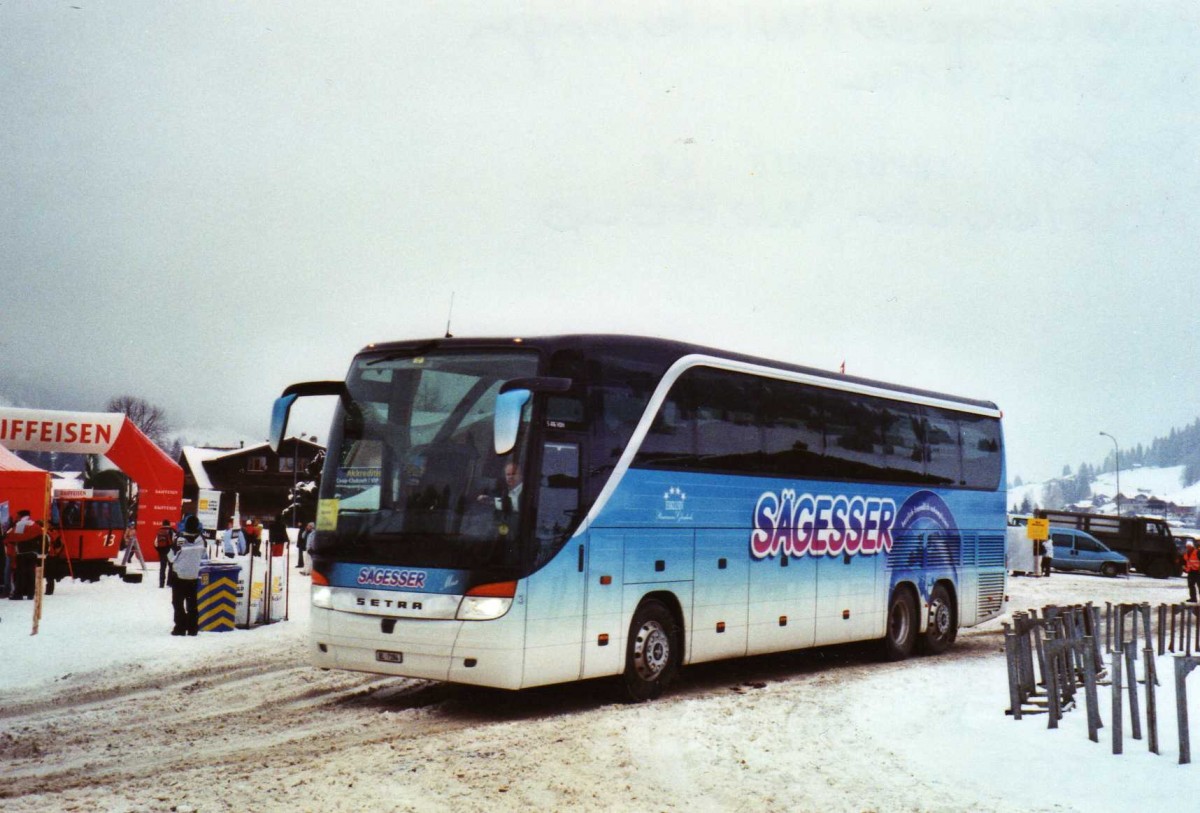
[270,335,1006,700]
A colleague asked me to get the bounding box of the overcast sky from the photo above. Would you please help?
[2,2,1197,483]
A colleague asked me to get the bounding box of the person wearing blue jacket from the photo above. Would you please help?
[168,515,208,636]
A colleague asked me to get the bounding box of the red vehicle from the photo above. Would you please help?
[51,489,127,581]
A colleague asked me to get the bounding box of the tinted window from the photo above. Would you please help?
[823,389,887,479]
[533,442,579,568]
[1075,536,1103,553]
[924,407,962,486]
[593,352,665,475]
[877,400,925,481]
[637,375,695,466]
[960,413,1002,490]
[693,368,762,471]
[760,379,826,477]
[631,366,1002,490]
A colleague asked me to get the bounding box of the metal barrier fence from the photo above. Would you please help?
[1004,602,1200,764]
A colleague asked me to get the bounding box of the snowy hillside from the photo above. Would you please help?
[1009,464,1200,517]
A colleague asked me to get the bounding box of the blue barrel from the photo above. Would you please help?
[197,562,241,632]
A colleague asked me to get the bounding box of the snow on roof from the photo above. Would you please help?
[182,438,323,488]
[205,437,322,464]
[208,440,271,461]
[180,446,228,490]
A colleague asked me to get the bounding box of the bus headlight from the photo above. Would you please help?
[455,580,518,621]
[311,585,334,609]
[456,595,513,620]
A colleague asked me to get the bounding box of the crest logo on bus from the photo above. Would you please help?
[656,486,694,523]
[750,489,896,560]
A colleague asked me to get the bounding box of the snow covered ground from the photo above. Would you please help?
[3,565,1200,812]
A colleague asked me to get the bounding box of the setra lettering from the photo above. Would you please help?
[357,597,424,610]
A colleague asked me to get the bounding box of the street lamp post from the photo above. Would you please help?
[1099,431,1120,516]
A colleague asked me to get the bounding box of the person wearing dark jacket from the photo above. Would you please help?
[296,521,313,569]
[154,520,176,588]
[168,515,207,636]
[10,510,42,600]
[44,527,67,595]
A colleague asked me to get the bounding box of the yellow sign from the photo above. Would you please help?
[1026,518,1050,541]
[316,498,340,531]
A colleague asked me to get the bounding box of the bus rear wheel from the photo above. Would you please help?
[622,600,680,702]
[883,588,917,661]
[919,584,957,655]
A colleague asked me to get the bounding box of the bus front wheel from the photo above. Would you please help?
[622,600,680,702]
[919,584,957,655]
[883,588,917,661]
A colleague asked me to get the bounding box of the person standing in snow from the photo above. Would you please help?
[221,518,244,558]
[296,521,313,570]
[1184,540,1200,602]
[168,515,207,636]
[244,518,262,557]
[44,525,67,595]
[1041,536,1054,577]
[153,520,175,588]
[10,510,42,600]
[1,516,14,598]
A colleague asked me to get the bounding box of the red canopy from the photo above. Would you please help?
[0,444,52,525]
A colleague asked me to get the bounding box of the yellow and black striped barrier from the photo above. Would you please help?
[198,563,241,632]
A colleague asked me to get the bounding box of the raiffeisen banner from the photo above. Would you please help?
[0,407,183,554]
[0,408,125,455]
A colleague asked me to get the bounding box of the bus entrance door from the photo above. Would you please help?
[581,529,625,679]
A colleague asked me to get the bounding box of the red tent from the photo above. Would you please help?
[0,444,52,526]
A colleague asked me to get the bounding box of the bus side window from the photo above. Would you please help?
[637,380,696,467]
[761,379,825,478]
[923,407,963,486]
[959,414,1002,490]
[533,442,580,568]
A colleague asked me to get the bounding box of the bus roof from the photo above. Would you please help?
[356,334,1000,413]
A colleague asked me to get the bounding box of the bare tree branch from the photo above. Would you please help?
[105,395,172,450]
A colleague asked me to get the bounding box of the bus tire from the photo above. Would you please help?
[883,588,917,661]
[622,600,680,702]
[919,583,957,655]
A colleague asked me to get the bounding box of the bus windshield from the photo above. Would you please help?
[317,349,539,570]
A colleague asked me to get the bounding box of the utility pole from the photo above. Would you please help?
[1100,431,1121,515]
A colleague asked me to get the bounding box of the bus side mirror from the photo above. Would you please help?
[493,377,571,456]
[269,394,299,453]
[494,389,531,456]
[268,381,350,453]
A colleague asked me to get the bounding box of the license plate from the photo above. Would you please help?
[375,650,404,664]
